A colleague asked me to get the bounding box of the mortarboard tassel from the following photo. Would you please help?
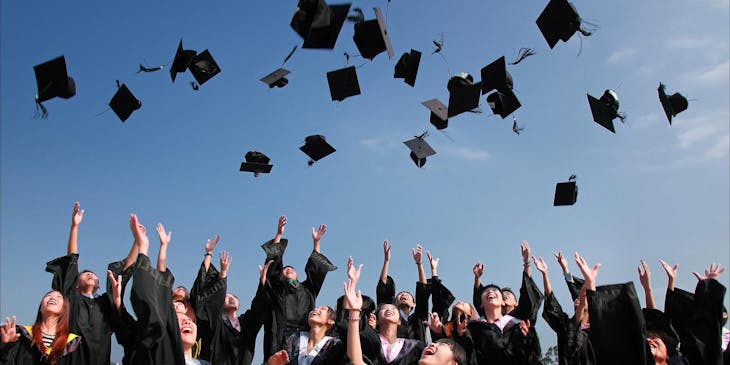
[283,45,298,66]
[138,64,164,73]
[509,48,536,65]
[512,116,525,135]
[116,80,121,89]
[34,96,48,119]
[191,82,199,91]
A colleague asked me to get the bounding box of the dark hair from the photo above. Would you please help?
[479,284,502,300]
[647,330,678,358]
[79,270,100,293]
[434,339,467,365]
[501,287,515,296]
[32,291,70,365]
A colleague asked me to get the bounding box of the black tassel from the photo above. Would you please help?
[307,159,315,166]
[116,80,121,88]
[138,64,164,73]
[616,112,627,123]
[35,97,48,119]
[191,82,199,91]
[283,45,298,65]
[509,48,536,65]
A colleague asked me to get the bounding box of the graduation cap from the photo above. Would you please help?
[403,133,436,168]
[554,175,578,206]
[422,99,448,130]
[658,83,688,125]
[300,134,336,165]
[260,68,291,88]
[170,39,197,83]
[109,84,141,123]
[33,56,76,117]
[480,56,513,94]
[188,50,221,86]
[587,90,625,133]
[447,73,482,118]
[487,89,521,119]
[536,0,590,49]
[326,66,361,101]
[353,7,394,60]
[240,151,273,176]
[394,49,421,87]
[291,0,351,49]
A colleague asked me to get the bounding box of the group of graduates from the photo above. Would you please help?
[0,202,728,365]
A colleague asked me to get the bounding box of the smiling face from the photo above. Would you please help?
[501,290,516,310]
[377,303,401,325]
[282,266,297,281]
[177,312,198,350]
[419,340,462,365]
[308,305,335,327]
[396,291,414,310]
[41,291,65,317]
[480,286,503,311]
[77,271,100,294]
[647,334,668,362]
[224,293,239,311]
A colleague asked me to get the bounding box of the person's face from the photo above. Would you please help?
[282,267,297,281]
[177,312,198,349]
[480,287,503,310]
[224,294,239,311]
[396,292,414,308]
[78,271,99,292]
[501,291,516,308]
[173,287,188,299]
[647,335,668,361]
[378,304,400,325]
[418,342,457,365]
[41,291,64,317]
[308,305,334,326]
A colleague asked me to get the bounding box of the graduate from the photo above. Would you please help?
[260,216,337,359]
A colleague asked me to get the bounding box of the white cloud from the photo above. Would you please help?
[606,48,636,64]
[632,113,662,128]
[360,135,401,153]
[697,59,730,84]
[441,146,491,161]
[675,110,730,160]
[664,36,724,51]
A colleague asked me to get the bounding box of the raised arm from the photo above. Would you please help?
[533,256,551,296]
[380,240,391,285]
[413,244,427,284]
[273,215,286,244]
[67,201,85,255]
[574,252,600,292]
[203,235,220,273]
[311,224,326,253]
[344,278,366,365]
[659,259,678,292]
[521,241,532,277]
[637,260,655,309]
[473,262,484,289]
[107,270,122,310]
[426,250,439,278]
[155,223,172,272]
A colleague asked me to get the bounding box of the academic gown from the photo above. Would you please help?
[283,332,345,365]
[0,325,82,365]
[375,276,431,341]
[261,239,337,359]
[45,254,116,365]
[359,326,426,365]
[664,279,726,365]
[459,316,541,365]
[541,292,595,365]
[120,253,185,365]
[192,262,265,365]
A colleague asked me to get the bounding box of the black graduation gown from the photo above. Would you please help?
[261,239,337,359]
[122,253,185,365]
[541,292,595,365]
[45,254,116,365]
[586,282,649,365]
[359,326,426,365]
[283,332,345,365]
[0,325,82,365]
[375,276,431,340]
[460,316,541,365]
[193,262,266,365]
[665,279,726,365]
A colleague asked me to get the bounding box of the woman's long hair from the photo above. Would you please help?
[31,291,70,365]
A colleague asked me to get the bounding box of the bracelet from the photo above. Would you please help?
[204,252,212,256]
[523,262,530,267]
[348,317,361,321]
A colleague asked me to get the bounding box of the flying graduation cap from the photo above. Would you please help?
[554,174,578,206]
[327,66,361,101]
[422,99,448,130]
[658,83,688,125]
[240,151,273,177]
[403,132,436,168]
[109,83,141,123]
[536,0,592,49]
[170,39,197,83]
[394,49,421,87]
[291,0,352,49]
[447,73,482,118]
[352,7,394,60]
[261,69,291,88]
[33,55,76,117]
[188,50,221,86]
[587,89,625,133]
[300,135,336,165]
[481,57,521,119]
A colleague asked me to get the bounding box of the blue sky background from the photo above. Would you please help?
[2,0,728,362]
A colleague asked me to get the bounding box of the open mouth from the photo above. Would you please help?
[422,345,436,356]
[181,326,194,334]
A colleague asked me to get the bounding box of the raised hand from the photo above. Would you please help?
[344,279,363,311]
[205,235,220,253]
[519,319,531,337]
[71,201,85,227]
[156,223,171,246]
[367,313,377,329]
[312,224,327,242]
[455,312,468,336]
[533,256,548,275]
[277,216,287,236]
[659,259,678,291]
[0,316,19,344]
[473,262,484,279]
[346,256,363,285]
[107,270,122,310]
[220,251,232,279]
[267,350,290,365]
[259,260,273,286]
[412,244,423,264]
[425,312,443,334]
[574,252,600,290]
[520,241,531,263]
[129,214,149,254]
[426,250,439,276]
[692,263,725,281]
[553,252,569,273]
[638,260,651,289]
[383,240,391,262]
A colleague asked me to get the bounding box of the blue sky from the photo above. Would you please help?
[2,0,728,362]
